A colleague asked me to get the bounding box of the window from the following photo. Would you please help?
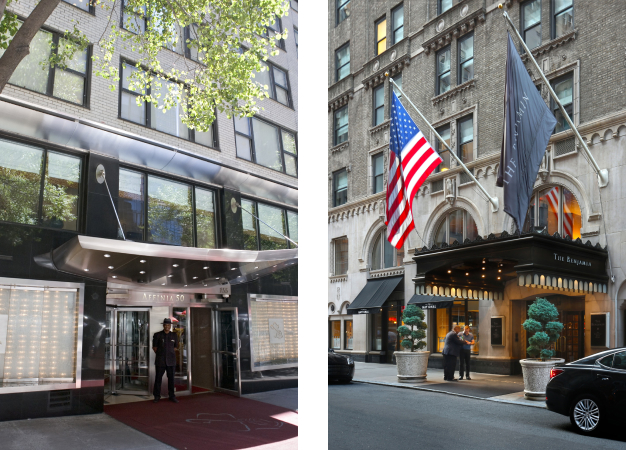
[434,124,451,173]
[438,0,453,15]
[334,237,348,275]
[344,320,353,350]
[240,199,297,250]
[195,188,217,249]
[392,4,404,44]
[121,0,146,34]
[119,62,217,146]
[0,24,90,106]
[335,43,350,82]
[333,169,348,207]
[0,139,82,231]
[435,300,479,354]
[522,0,542,50]
[331,321,341,349]
[266,16,285,51]
[336,0,351,25]
[392,73,402,98]
[522,186,581,238]
[373,84,385,126]
[62,0,93,13]
[436,46,451,95]
[256,62,292,106]
[375,17,387,55]
[290,0,298,11]
[551,73,573,134]
[118,169,145,241]
[294,27,298,56]
[458,115,473,163]
[234,116,297,176]
[458,33,474,84]
[334,106,349,145]
[372,153,384,194]
[147,176,193,247]
[433,209,478,245]
[553,0,573,39]
[371,228,404,270]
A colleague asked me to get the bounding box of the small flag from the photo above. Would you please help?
[496,33,557,231]
[545,186,559,222]
[386,91,442,249]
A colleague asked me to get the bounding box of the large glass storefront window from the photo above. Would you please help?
[371,312,382,351]
[240,199,297,251]
[369,301,402,358]
[147,175,193,246]
[344,320,353,350]
[331,321,341,349]
[0,281,82,390]
[195,188,216,249]
[434,300,479,354]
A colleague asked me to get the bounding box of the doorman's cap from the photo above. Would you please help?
[163,318,173,324]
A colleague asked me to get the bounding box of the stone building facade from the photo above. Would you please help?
[328,0,626,373]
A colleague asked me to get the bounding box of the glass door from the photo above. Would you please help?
[104,307,113,395]
[212,306,241,396]
[110,308,150,395]
[172,306,190,394]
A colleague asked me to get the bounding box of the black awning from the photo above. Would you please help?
[408,294,455,309]
[347,276,403,314]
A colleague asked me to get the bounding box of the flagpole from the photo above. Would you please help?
[386,74,500,213]
[499,6,608,188]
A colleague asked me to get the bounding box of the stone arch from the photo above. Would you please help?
[591,133,601,145]
[422,197,486,245]
[360,217,387,265]
[328,302,337,315]
[603,129,614,142]
[340,300,351,314]
[618,125,626,137]
[475,168,483,179]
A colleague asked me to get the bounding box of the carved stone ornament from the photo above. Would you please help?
[445,178,456,206]
[460,4,469,17]
[390,50,397,61]
[373,60,380,72]
[436,19,445,33]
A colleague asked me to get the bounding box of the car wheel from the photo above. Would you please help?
[569,394,603,435]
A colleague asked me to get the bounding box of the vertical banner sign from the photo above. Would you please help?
[496,33,557,231]
[0,314,7,354]
[590,313,608,347]
[268,318,286,344]
[491,317,503,346]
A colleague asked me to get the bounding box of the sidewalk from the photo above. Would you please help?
[0,388,298,450]
[352,362,546,409]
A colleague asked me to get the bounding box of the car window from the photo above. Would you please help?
[613,351,626,370]
[598,354,613,368]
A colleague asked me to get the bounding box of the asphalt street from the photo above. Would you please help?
[328,382,626,450]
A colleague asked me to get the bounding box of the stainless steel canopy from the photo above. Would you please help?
[35,236,297,293]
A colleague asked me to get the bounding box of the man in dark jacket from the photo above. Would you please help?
[152,318,180,403]
[442,325,464,381]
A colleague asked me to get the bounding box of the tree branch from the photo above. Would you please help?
[0,0,9,27]
[0,0,62,93]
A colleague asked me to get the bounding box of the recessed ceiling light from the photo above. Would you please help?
[108,266,114,270]
[465,273,469,276]
[140,260,146,263]
[161,283,166,285]
[255,266,259,269]
[447,270,451,273]
[273,265,277,268]
[203,266,208,270]
[140,271,145,274]
[184,284,187,287]
[497,277,501,280]
[231,268,236,271]
[215,277,219,280]
[112,276,117,278]
[104,254,110,258]
[173,264,179,267]
[482,275,485,278]
[482,267,485,270]
[168,275,173,277]
[84,269,89,272]
[193,276,198,279]
[498,269,502,273]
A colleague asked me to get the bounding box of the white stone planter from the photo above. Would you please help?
[395,351,430,383]
[520,358,565,400]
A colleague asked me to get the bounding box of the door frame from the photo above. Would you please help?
[212,305,242,397]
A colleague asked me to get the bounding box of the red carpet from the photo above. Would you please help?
[191,385,210,394]
[104,393,297,450]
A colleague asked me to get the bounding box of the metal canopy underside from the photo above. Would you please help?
[407,294,455,309]
[347,276,403,314]
[35,236,297,293]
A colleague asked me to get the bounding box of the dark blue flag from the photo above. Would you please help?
[496,33,557,231]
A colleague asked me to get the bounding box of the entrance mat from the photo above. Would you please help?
[105,392,298,450]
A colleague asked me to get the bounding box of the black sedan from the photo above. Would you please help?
[546,347,626,435]
[328,349,355,383]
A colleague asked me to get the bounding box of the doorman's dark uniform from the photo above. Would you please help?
[442,330,464,381]
[152,330,179,399]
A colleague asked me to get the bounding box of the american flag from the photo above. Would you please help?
[386,91,442,249]
[545,186,573,237]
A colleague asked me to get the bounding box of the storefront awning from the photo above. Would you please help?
[347,276,403,314]
[408,294,455,309]
[34,235,297,294]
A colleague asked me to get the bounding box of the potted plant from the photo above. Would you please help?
[520,297,564,400]
[395,304,430,383]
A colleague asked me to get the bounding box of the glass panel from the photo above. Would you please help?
[63,0,90,11]
[334,170,347,206]
[439,72,450,94]
[43,152,81,231]
[377,20,386,55]
[371,312,382,351]
[334,238,348,275]
[562,187,581,239]
[104,309,112,393]
[121,92,145,124]
[282,131,297,155]
[284,154,297,177]
[195,188,216,249]
[58,38,88,73]
[344,321,353,350]
[523,0,541,28]
[122,10,145,34]
[194,127,214,147]
[252,118,283,171]
[387,302,399,353]
[448,210,464,244]
[434,219,446,245]
[249,300,298,370]
[241,199,258,250]
[467,300,479,354]
[275,86,289,105]
[440,0,453,14]
[336,45,350,81]
[554,104,572,134]
[436,307,450,352]
[598,354,613,368]
[150,80,188,139]
[554,77,573,105]
[258,203,288,250]
[523,194,536,232]
[459,116,473,143]
[9,29,52,94]
[172,307,188,392]
[234,116,250,135]
[371,233,382,270]
[460,60,474,84]
[338,0,351,23]
[383,232,395,268]
[216,310,236,390]
[452,301,465,328]
[613,351,626,370]
[392,74,402,97]
[53,70,85,104]
[393,6,403,42]
[235,135,252,160]
[147,176,193,246]
[0,139,44,226]
[335,107,349,144]
[122,65,142,92]
[118,169,145,241]
[272,67,287,88]
[537,187,559,235]
[373,153,384,193]
[435,125,451,173]
[115,310,149,393]
[555,8,573,37]
[437,49,450,76]
[459,35,473,63]
[374,85,384,125]
[286,210,298,244]
[332,321,341,349]
[254,63,272,91]
[465,212,478,241]
[525,23,542,49]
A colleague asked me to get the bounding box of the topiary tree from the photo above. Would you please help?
[523,297,564,361]
[397,304,428,352]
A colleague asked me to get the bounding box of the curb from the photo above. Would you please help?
[352,379,547,410]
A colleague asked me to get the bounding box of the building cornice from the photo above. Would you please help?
[520,30,577,63]
[328,192,385,221]
[431,78,477,106]
[423,8,486,56]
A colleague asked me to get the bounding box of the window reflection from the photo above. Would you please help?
[43,152,81,231]
[523,186,581,238]
[147,176,193,246]
[242,199,258,250]
[434,209,478,245]
[119,169,145,241]
[258,203,288,250]
[195,188,216,249]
